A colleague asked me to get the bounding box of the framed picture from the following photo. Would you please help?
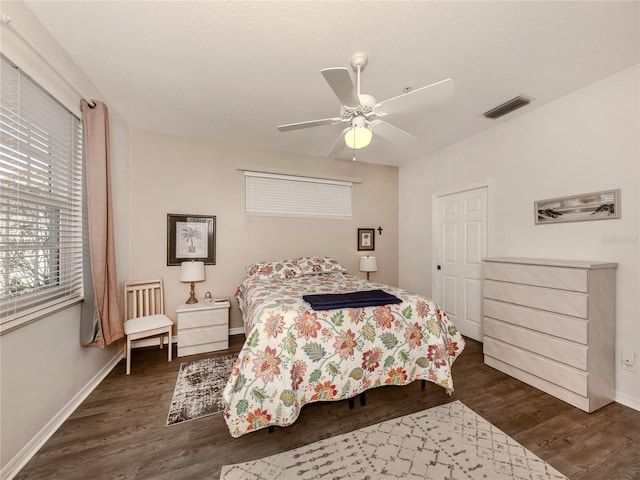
[167,214,216,265]
[357,228,375,251]
[535,189,621,225]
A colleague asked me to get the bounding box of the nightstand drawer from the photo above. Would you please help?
[179,340,229,357]
[180,308,227,329]
[179,324,228,346]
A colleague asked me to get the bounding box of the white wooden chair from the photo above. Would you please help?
[123,279,173,375]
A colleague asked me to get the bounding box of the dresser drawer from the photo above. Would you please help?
[179,308,228,329]
[483,261,588,292]
[484,356,591,412]
[483,280,588,318]
[484,338,587,397]
[483,299,588,344]
[484,317,587,370]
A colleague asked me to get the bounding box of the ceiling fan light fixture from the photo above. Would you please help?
[344,126,372,149]
[278,53,455,159]
[344,116,372,149]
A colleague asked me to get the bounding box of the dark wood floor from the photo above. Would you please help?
[15,336,640,480]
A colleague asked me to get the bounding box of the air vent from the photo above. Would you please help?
[483,96,531,119]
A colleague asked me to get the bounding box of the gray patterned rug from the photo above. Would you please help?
[166,353,236,426]
[220,401,567,480]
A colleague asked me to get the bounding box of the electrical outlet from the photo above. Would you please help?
[621,349,636,371]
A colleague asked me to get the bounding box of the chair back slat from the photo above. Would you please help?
[124,279,165,320]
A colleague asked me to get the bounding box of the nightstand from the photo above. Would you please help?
[176,299,230,357]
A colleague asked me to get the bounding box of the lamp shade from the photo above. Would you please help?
[359,256,378,273]
[179,261,205,282]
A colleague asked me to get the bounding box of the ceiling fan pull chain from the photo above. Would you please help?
[352,124,357,161]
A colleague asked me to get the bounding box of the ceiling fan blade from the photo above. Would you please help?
[375,78,454,116]
[369,120,417,144]
[277,117,343,132]
[321,67,360,109]
[327,128,349,157]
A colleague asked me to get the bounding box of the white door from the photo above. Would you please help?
[434,186,489,341]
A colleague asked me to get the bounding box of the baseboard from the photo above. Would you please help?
[131,329,244,350]
[229,326,244,336]
[130,336,177,348]
[1,350,123,480]
[615,390,640,412]
[131,327,244,348]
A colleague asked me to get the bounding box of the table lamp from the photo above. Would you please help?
[179,261,205,304]
[359,256,377,281]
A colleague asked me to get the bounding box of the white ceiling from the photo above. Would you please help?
[23,1,640,167]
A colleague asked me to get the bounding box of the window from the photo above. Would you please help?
[0,56,84,328]
[245,171,352,219]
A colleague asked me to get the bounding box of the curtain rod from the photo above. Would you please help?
[1,12,97,108]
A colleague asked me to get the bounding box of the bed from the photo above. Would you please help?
[222,256,465,438]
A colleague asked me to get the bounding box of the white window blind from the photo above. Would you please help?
[245,171,352,219]
[0,56,84,325]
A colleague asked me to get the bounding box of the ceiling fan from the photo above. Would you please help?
[277,52,454,158]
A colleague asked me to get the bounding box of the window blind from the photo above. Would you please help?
[245,171,352,219]
[0,56,84,324]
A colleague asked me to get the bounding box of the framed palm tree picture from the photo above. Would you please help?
[167,214,216,265]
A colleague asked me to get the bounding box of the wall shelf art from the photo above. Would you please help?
[535,189,620,225]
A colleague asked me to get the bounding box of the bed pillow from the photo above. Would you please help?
[293,256,347,275]
[245,260,302,280]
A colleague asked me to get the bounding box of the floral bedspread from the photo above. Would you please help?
[222,271,465,438]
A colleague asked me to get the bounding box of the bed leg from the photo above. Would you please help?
[360,392,366,406]
[421,379,426,390]
[268,426,274,433]
[348,397,355,410]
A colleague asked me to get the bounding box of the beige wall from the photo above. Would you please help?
[399,65,640,410]
[129,129,399,330]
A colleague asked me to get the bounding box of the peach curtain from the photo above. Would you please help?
[80,100,123,347]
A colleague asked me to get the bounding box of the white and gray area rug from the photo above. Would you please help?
[166,353,236,426]
[220,401,568,480]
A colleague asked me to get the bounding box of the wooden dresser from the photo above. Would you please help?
[482,257,617,412]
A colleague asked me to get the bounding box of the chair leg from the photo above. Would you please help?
[168,330,172,362]
[159,333,164,349]
[126,337,132,375]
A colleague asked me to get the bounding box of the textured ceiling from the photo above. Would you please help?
[22,1,640,166]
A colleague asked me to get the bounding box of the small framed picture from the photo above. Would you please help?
[357,228,375,251]
[167,214,216,265]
